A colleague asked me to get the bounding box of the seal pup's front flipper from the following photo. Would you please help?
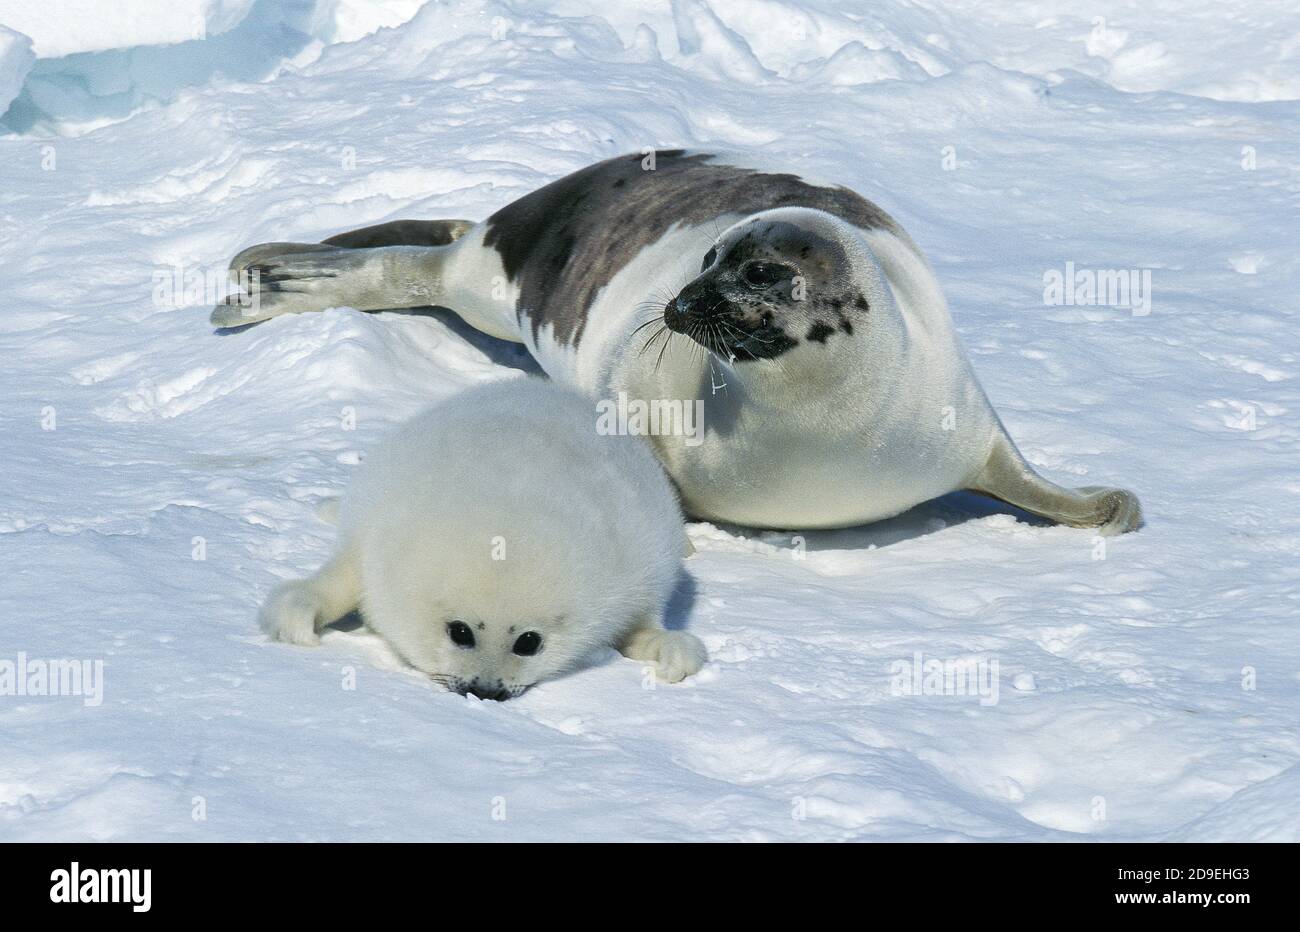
[618,614,706,683]
[259,543,362,646]
[967,434,1143,536]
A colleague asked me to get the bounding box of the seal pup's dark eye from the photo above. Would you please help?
[741,262,789,289]
[447,621,476,648]
[700,247,717,272]
[512,632,542,656]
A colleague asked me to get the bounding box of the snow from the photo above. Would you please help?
[1,0,1299,841]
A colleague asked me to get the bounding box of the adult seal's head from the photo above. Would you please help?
[663,207,879,366]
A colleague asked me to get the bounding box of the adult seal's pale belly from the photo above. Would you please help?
[212,150,1142,534]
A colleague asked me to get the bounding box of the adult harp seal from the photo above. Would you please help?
[214,150,1141,535]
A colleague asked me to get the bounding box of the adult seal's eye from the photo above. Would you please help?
[741,262,788,288]
[447,621,475,648]
[700,247,717,272]
[512,632,542,656]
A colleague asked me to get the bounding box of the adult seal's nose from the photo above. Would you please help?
[664,296,687,331]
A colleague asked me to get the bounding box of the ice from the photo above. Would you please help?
[0,0,424,57]
[0,24,33,114]
[0,0,430,131]
[0,0,242,58]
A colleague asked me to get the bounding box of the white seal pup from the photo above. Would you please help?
[259,379,706,698]
[215,150,1142,536]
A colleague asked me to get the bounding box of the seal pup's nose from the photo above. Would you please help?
[464,683,511,702]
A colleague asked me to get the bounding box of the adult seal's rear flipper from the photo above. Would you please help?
[210,219,474,328]
[321,218,474,249]
[967,434,1143,536]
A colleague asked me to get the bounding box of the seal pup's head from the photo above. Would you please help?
[662,207,890,375]
[369,531,624,701]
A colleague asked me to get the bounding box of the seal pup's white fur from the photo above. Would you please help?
[259,379,705,697]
